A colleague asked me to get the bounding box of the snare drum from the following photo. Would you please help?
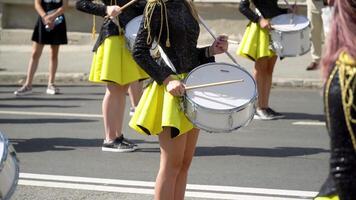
[182,62,257,133]
[125,15,143,51]
[270,14,311,57]
[0,132,19,200]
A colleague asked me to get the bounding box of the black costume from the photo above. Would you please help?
[239,0,288,23]
[76,0,146,51]
[132,0,215,84]
[32,0,67,45]
[324,53,356,200]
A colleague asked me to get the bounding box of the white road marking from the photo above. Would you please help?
[292,121,325,126]
[19,173,316,200]
[0,110,102,118]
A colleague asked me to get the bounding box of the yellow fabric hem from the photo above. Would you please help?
[236,22,275,61]
[89,35,148,85]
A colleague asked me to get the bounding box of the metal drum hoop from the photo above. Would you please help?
[182,62,257,113]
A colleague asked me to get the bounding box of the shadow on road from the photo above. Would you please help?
[0,118,97,124]
[194,146,329,157]
[282,112,325,121]
[10,137,156,153]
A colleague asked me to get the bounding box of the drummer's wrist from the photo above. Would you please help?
[207,46,214,57]
[163,76,173,85]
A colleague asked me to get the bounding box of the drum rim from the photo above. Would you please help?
[0,132,9,169]
[183,62,257,112]
[271,14,310,32]
[1,157,20,200]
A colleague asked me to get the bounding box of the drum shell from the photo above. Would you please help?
[182,62,257,133]
[270,14,311,57]
[270,26,311,57]
[183,95,256,133]
[0,133,19,200]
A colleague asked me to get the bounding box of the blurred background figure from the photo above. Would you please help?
[306,0,328,71]
[14,0,68,96]
[237,0,289,120]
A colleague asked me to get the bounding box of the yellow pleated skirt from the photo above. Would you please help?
[129,75,194,138]
[90,35,149,85]
[236,22,276,61]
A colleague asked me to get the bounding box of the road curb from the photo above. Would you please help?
[0,73,323,88]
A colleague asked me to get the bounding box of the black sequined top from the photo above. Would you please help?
[76,0,146,51]
[132,0,215,85]
[239,0,288,23]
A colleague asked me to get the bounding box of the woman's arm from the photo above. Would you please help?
[239,0,260,23]
[34,0,47,18]
[132,6,174,85]
[46,0,68,20]
[76,0,107,17]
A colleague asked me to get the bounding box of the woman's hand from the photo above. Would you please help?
[42,14,54,26]
[288,4,298,14]
[259,18,272,30]
[106,5,122,18]
[165,79,185,97]
[210,35,229,56]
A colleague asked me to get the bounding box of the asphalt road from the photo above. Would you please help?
[0,85,329,200]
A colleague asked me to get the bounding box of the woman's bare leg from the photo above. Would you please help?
[174,128,199,200]
[155,128,187,200]
[24,42,45,87]
[264,55,277,107]
[102,83,129,141]
[254,57,270,108]
[48,45,60,85]
[128,80,143,108]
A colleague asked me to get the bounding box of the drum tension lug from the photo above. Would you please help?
[228,114,234,129]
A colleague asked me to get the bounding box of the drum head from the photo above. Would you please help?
[271,14,309,31]
[184,63,256,111]
[124,15,143,43]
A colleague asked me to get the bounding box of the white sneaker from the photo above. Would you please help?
[46,84,60,95]
[14,86,32,96]
[129,107,135,116]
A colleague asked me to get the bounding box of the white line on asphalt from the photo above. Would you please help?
[18,180,312,200]
[19,173,317,199]
[292,121,326,126]
[0,110,102,118]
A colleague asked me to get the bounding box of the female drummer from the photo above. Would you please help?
[237,0,293,120]
[319,0,356,199]
[129,0,228,199]
[76,0,148,152]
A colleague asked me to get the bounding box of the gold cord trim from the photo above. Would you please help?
[144,0,170,47]
[337,52,356,151]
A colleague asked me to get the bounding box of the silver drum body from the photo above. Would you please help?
[0,132,19,200]
[124,15,143,51]
[183,63,257,133]
[270,14,311,57]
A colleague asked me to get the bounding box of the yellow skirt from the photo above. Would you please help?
[236,22,275,61]
[90,35,149,85]
[129,75,194,138]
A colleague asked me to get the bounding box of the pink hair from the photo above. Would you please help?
[321,0,356,79]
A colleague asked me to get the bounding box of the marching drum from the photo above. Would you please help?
[124,15,143,51]
[0,132,19,200]
[182,62,257,133]
[270,14,311,57]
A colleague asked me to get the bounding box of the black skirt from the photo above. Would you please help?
[31,15,68,45]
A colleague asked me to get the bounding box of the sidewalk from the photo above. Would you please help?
[0,33,323,88]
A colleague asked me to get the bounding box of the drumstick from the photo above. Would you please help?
[228,39,240,45]
[105,0,138,25]
[185,79,244,90]
[198,16,239,65]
